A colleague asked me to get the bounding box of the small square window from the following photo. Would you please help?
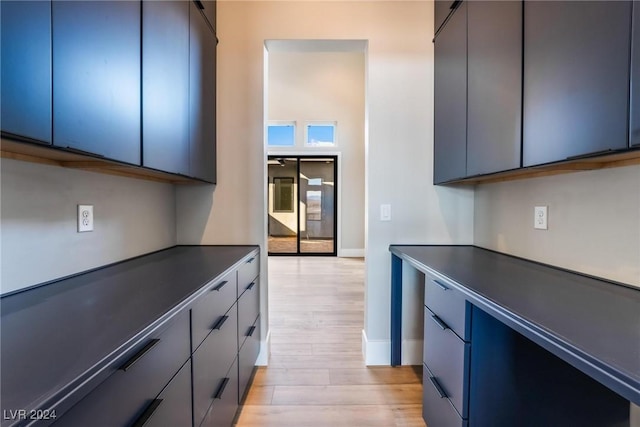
[306,123,336,147]
[268,123,295,147]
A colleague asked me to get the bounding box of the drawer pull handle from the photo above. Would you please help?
[120,339,160,372]
[214,377,230,399]
[131,399,163,427]
[212,280,228,292]
[213,315,229,330]
[247,257,256,263]
[432,280,449,291]
[430,314,449,330]
[429,376,448,399]
[247,325,256,337]
[246,282,256,291]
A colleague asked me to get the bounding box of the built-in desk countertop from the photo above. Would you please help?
[389,245,640,406]
[1,245,259,426]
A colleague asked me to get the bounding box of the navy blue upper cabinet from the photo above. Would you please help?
[142,1,190,175]
[433,2,467,184]
[523,1,632,167]
[631,2,640,148]
[189,2,217,184]
[1,1,52,144]
[466,1,522,176]
[52,1,141,165]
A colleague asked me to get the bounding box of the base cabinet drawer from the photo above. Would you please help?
[142,360,192,427]
[425,273,471,340]
[237,277,259,349]
[192,269,237,352]
[423,365,468,427]
[53,312,190,427]
[423,306,469,417]
[238,315,260,403]
[199,358,239,427]
[237,255,259,296]
[193,304,238,426]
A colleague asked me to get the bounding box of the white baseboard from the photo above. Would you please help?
[362,329,390,365]
[255,328,271,366]
[339,248,365,258]
[362,329,423,366]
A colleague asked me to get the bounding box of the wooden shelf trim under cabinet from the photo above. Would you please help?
[445,149,640,185]
[0,138,208,184]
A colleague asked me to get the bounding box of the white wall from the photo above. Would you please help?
[175,0,475,366]
[1,157,176,294]
[474,165,640,287]
[268,50,365,255]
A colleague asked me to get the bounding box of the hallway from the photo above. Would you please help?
[235,257,425,426]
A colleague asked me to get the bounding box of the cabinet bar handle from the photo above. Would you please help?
[246,282,256,291]
[213,378,230,399]
[131,399,163,427]
[432,280,449,291]
[430,314,449,330]
[212,280,228,292]
[194,0,205,10]
[429,376,448,399]
[213,315,229,330]
[247,257,255,263]
[119,339,160,372]
[247,326,256,337]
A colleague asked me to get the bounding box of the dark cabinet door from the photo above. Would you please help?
[144,360,192,427]
[523,1,631,167]
[190,3,217,183]
[466,1,522,176]
[434,0,455,35]
[1,1,52,144]
[631,2,640,148]
[200,0,217,33]
[52,1,141,164]
[433,2,467,184]
[142,0,190,175]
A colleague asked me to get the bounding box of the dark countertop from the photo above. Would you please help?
[0,245,259,424]
[389,245,640,405]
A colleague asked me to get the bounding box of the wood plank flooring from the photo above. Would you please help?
[235,257,425,427]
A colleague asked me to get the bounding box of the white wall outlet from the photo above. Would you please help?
[78,205,94,232]
[534,206,548,230]
[380,204,391,221]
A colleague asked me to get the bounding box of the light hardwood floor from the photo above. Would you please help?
[235,257,425,427]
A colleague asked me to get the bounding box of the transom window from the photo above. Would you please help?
[305,123,336,147]
[267,122,295,147]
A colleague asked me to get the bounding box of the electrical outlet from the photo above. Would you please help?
[534,206,548,230]
[78,205,94,232]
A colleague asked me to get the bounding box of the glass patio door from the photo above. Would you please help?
[268,156,337,255]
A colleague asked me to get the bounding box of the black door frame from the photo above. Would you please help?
[268,155,338,256]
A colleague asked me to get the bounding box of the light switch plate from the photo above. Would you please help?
[534,206,548,230]
[78,205,94,232]
[380,204,391,221]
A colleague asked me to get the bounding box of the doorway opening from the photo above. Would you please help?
[267,155,338,256]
